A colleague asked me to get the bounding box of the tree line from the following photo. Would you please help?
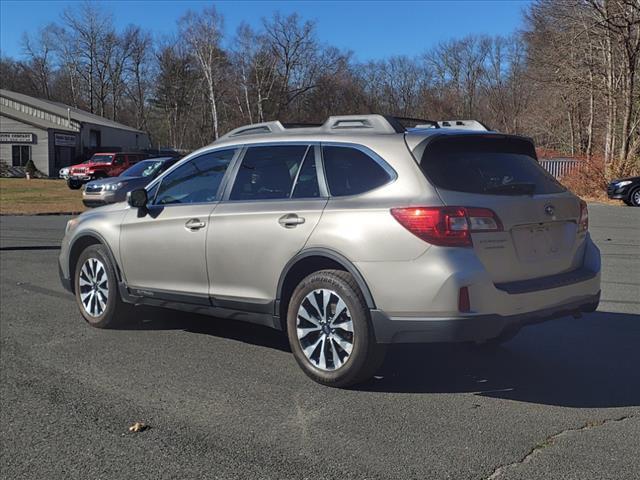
[1,0,638,177]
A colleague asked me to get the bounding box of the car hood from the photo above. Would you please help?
[86,176,146,187]
[611,176,640,183]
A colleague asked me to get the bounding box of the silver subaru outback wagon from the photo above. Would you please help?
[59,115,601,387]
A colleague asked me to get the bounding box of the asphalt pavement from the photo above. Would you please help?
[1,204,639,479]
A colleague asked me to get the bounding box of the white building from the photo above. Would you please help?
[0,89,150,177]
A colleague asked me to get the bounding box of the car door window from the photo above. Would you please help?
[113,155,124,166]
[229,145,309,201]
[154,149,236,205]
[292,148,320,198]
[322,145,393,196]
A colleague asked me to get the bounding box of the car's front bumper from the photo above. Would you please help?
[607,183,631,199]
[82,191,123,207]
[371,291,600,343]
[59,261,72,293]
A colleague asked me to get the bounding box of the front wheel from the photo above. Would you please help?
[67,178,82,190]
[629,187,640,207]
[286,270,385,388]
[74,244,131,328]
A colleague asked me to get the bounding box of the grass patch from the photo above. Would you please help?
[0,178,86,215]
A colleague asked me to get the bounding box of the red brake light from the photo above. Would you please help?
[390,206,502,247]
[579,200,588,232]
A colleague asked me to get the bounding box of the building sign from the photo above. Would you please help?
[0,132,34,144]
[54,133,77,147]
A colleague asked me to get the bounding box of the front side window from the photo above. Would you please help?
[229,145,310,201]
[154,149,236,205]
[322,145,392,197]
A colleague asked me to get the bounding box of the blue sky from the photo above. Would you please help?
[0,0,530,61]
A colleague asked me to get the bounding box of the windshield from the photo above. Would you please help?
[121,160,164,178]
[420,135,566,195]
[88,155,114,164]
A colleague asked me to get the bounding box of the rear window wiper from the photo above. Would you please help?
[484,182,536,195]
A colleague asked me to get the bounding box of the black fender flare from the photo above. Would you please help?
[68,230,124,285]
[276,248,376,310]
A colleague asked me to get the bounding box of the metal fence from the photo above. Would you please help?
[539,158,581,179]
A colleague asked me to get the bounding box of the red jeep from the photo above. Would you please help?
[67,152,147,189]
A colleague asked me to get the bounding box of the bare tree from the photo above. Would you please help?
[125,27,153,132]
[233,23,277,123]
[60,2,114,114]
[21,25,56,99]
[263,13,323,117]
[179,6,225,139]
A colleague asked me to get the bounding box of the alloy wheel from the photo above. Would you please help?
[78,258,109,317]
[296,288,354,371]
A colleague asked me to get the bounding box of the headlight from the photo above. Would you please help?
[104,182,123,191]
[616,180,632,187]
[65,218,79,234]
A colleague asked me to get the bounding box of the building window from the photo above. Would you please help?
[90,129,101,148]
[12,145,31,167]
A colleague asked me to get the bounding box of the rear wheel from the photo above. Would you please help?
[629,187,640,207]
[287,270,385,388]
[74,244,130,328]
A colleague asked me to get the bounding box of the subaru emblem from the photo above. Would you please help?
[544,204,555,216]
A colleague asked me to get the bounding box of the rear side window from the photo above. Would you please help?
[322,146,392,196]
[229,145,309,201]
[420,136,565,195]
[155,149,235,205]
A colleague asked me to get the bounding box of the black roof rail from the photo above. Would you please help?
[387,116,440,130]
[281,122,323,129]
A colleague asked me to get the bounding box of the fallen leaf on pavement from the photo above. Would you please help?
[128,422,149,433]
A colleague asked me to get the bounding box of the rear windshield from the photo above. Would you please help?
[419,136,565,195]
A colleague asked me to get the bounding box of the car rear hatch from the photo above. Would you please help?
[416,133,586,283]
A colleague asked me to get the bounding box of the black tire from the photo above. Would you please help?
[628,187,640,207]
[67,179,82,190]
[74,244,131,328]
[286,269,386,388]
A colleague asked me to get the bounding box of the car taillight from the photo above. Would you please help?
[390,206,503,247]
[579,200,588,232]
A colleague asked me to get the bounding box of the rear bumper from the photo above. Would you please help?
[371,291,600,343]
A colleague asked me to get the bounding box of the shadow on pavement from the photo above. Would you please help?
[119,307,639,408]
[361,310,640,408]
[123,305,291,353]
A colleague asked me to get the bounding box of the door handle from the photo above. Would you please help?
[185,218,206,230]
[278,213,306,228]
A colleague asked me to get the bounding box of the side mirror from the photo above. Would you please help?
[127,188,148,208]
